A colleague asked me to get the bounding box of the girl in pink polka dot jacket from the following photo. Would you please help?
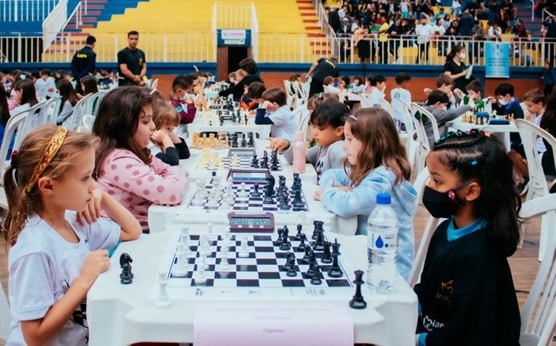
[93,86,189,231]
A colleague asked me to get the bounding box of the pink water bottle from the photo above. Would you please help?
[292,131,306,174]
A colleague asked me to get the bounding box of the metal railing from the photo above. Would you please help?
[0,0,58,22]
[1,32,553,67]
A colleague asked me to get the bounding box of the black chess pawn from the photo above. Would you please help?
[301,247,312,264]
[252,184,261,199]
[310,265,322,285]
[250,154,259,168]
[273,227,284,246]
[279,193,290,210]
[292,189,305,211]
[248,132,255,147]
[279,231,291,251]
[240,133,247,147]
[119,252,134,285]
[295,233,307,252]
[321,241,333,263]
[209,171,217,185]
[328,253,343,278]
[349,270,367,309]
[294,224,303,240]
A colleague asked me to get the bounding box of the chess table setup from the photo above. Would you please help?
[196,148,282,172]
[190,131,257,150]
[87,223,418,345]
[447,113,518,150]
[160,222,353,296]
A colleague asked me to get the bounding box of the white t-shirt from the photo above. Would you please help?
[8,211,120,346]
[267,105,297,141]
[44,77,58,99]
[391,87,412,122]
[532,114,547,153]
[416,24,434,44]
[34,79,47,100]
[368,88,385,106]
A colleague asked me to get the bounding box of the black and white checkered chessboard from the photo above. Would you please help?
[165,234,352,289]
[197,156,282,171]
[188,183,308,212]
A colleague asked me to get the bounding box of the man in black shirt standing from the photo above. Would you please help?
[117,30,147,86]
[306,56,339,97]
[70,35,96,94]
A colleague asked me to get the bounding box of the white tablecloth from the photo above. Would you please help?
[88,231,418,346]
[188,110,271,140]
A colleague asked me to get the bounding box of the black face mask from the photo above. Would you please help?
[422,184,468,218]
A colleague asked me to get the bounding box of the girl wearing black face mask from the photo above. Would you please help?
[415,129,521,346]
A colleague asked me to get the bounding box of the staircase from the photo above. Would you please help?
[297,0,331,56]
[514,1,541,39]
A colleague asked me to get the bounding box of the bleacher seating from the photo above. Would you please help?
[46,0,325,64]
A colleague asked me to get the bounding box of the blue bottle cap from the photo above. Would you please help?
[376,193,391,205]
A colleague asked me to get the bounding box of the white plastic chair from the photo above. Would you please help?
[40,96,63,125]
[518,194,556,346]
[284,80,297,109]
[77,114,96,133]
[293,104,311,140]
[515,119,556,260]
[84,90,107,117]
[376,97,394,117]
[409,102,441,180]
[0,283,10,342]
[399,100,419,181]
[358,93,372,108]
[407,168,444,287]
[0,108,32,209]
[149,78,159,91]
[62,93,92,131]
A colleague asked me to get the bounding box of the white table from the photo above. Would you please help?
[88,230,418,346]
[447,118,518,150]
[188,110,271,140]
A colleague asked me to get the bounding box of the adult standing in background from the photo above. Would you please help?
[218,58,263,101]
[306,56,339,97]
[70,35,96,94]
[117,30,147,86]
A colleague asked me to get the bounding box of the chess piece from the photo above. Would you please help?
[349,270,367,309]
[332,238,342,255]
[321,241,333,264]
[252,184,261,199]
[238,235,250,258]
[119,253,133,284]
[263,175,275,204]
[271,150,279,171]
[194,256,208,285]
[296,233,307,252]
[310,265,322,285]
[171,243,189,277]
[294,224,303,241]
[314,227,325,251]
[156,271,171,307]
[328,253,343,278]
[250,153,259,168]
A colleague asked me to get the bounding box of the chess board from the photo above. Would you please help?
[197,153,282,171]
[162,232,353,294]
[188,182,308,212]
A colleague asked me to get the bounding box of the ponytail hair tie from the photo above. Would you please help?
[10,150,18,169]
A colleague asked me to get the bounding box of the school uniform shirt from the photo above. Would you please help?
[320,166,418,279]
[391,87,412,123]
[96,148,189,230]
[282,140,345,182]
[414,219,520,346]
[255,105,297,142]
[8,211,121,346]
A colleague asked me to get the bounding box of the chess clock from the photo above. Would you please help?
[227,168,270,184]
[228,212,275,233]
[227,148,256,157]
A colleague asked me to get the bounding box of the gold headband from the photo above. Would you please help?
[25,126,68,193]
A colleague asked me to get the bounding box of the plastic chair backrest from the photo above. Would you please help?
[411,102,440,147]
[62,93,92,131]
[84,90,107,117]
[284,80,297,109]
[407,168,443,287]
[518,194,556,346]
[0,283,10,342]
[150,78,159,91]
[0,109,31,182]
[41,96,63,125]
[515,119,556,202]
[398,99,419,168]
[359,93,372,108]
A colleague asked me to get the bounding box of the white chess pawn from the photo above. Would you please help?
[156,271,171,307]
[199,234,211,257]
[180,226,190,244]
[238,235,250,258]
[219,245,232,271]
[195,256,208,285]
[171,244,189,277]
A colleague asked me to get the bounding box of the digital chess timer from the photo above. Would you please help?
[227,212,275,233]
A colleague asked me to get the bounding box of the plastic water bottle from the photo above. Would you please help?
[366,193,398,294]
[292,131,306,174]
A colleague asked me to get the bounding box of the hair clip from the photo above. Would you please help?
[349,115,357,121]
[10,150,18,169]
[470,159,478,166]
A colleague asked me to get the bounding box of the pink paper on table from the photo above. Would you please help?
[193,301,354,346]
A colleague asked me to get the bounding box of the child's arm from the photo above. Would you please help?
[175,137,190,159]
[77,189,141,241]
[19,250,110,345]
[254,106,274,125]
[433,105,473,124]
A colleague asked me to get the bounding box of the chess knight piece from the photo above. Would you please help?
[120,252,134,285]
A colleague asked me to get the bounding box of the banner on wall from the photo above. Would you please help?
[485,42,510,78]
[217,29,251,46]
